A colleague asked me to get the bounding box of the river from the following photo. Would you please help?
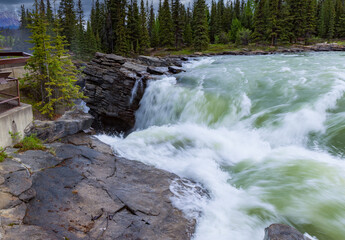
[98,52,345,240]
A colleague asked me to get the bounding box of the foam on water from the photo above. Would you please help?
[98,52,345,240]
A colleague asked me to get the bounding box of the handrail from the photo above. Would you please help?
[0,52,30,112]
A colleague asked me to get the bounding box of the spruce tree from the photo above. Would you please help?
[267,0,280,46]
[172,0,184,49]
[160,0,174,47]
[58,0,77,45]
[24,0,83,118]
[209,1,218,43]
[252,0,267,42]
[148,3,155,40]
[193,0,209,50]
[139,0,150,52]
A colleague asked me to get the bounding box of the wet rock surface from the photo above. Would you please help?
[83,53,185,133]
[264,224,312,240]
[0,133,196,240]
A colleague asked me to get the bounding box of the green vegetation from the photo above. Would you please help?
[21,0,83,119]
[0,147,8,162]
[14,134,46,152]
[9,131,21,144]
[18,0,345,57]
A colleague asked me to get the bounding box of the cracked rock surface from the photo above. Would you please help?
[0,133,196,240]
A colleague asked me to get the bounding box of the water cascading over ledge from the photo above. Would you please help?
[83,52,185,133]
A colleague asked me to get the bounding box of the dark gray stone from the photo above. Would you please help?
[3,170,32,197]
[264,224,312,240]
[147,66,169,75]
[25,109,94,143]
[169,66,186,74]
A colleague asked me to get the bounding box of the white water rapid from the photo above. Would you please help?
[98,52,345,240]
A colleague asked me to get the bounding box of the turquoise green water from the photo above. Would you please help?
[99,52,345,240]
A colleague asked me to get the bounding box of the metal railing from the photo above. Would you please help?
[0,52,31,113]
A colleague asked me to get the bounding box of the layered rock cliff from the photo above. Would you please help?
[83,53,184,133]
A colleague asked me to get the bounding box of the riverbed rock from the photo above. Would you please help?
[264,224,313,240]
[0,133,198,240]
[83,53,183,133]
[25,109,94,142]
[169,66,186,74]
[147,66,169,75]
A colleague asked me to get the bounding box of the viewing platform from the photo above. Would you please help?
[0,52,32,148]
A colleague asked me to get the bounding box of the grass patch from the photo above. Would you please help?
[0,147,8,162]
[14,134,46,152]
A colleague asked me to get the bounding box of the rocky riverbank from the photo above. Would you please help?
[84,43,345,134]
[83,53,185,133]
[0,132,197,240]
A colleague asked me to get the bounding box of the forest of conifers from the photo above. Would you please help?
[19,0,345,57]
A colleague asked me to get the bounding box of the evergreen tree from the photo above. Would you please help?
[183,6,193,46]
[24,0,83,118]
[209,0,218,43]
[305,0,317,43]
[139,0,150,52]
[335,0,345,37]
[252,0,267,42]
[172,0,184,48]
[193,0,209,50]
[160,0,174,47]
[267,0,280,46]
[71,0,86,58]
[319,0,335,39]
[58,0,77,45]
[148,3,155,40]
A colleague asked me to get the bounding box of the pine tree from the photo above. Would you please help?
[209,0,217,43]
[148,3,155,40]
[139,0,150,52]
[305,0,317,43]
[116,0,129,55]
[71,0,86,58]
[319,0,335,39]
[335,0,345,37]
[20,5,28,30]
[183,6,193,46]
[193,0,209,50]
[252,0,267,42]
[267,0,280,46]
[24,0,83,118]
[58,0,77,45]
[160,0,174,47]
[172,0,184,49]
[127,0,141,52]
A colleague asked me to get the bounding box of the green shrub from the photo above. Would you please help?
[14,135,46,152]
[216,32,230,44]
[9,131,21,144]
[236,28,252,46]
[0,147,8,162]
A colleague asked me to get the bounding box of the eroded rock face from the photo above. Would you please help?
[264,224,313,240]
[83,53,185,133]
[0,133,197,240]
[25,109,94,142]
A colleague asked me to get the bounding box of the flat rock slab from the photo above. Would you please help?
[0,133,197,240]
[264,224,312,240]
[12,150,63,173]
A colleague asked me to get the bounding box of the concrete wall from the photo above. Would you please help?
[0,104,33,148]
[0,63,28,79]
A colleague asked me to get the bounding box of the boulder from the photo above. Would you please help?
[83,54,183,133]
[169,66,186,74]
[147,66,169,75]
[264,224,313,240]
[25,109,94,143]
